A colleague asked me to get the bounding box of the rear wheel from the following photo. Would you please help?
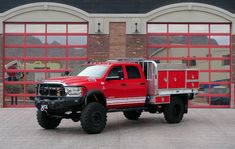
[123,110,142,120]
[37,110,62,129]
[81,102,107,134]
[163,96,184,123]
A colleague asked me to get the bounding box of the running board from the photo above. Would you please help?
[108,107,148,113]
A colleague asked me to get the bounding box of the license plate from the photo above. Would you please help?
[40,105,48,111]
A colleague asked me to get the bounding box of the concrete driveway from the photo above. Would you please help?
[0,108,235,149]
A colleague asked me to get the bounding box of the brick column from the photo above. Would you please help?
[126,34,146,58]
[88,34,109,62]
[109,23,126,59]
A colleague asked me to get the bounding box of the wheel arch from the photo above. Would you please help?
[85,90,106,107]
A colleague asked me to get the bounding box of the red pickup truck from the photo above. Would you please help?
[35,59,199,134]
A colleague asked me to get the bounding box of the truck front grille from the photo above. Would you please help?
[38,84,65,97]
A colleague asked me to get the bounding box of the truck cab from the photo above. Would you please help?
[34,59,199,134]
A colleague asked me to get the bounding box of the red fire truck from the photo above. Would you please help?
[34,58,199,134]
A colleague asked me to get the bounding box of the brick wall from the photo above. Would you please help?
[126,34,146,58]
[88,23,147,61]
[88,34,110,62]
[109,23,126,59]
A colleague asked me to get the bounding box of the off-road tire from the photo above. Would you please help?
[163,96,184,123]
[123,110,142,120]
[81,102,107,134]
[37,110,62,129]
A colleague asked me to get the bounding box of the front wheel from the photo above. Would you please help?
[37,110,62,129]
[163,97,184,123]
[80,102,107,134]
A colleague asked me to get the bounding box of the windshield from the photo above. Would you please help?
[70,65,108,78]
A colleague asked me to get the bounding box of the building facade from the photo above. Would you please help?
[0,0,235,108]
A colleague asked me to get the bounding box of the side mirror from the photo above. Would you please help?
[64,71,70,76]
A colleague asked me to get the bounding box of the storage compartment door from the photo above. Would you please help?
[168,71,185,88]
[158,71,167,89]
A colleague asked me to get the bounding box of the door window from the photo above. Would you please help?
[125,66,141,79]
[107,66,124,79]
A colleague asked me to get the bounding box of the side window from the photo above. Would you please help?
[126,66,141,79]
[107,66,124,78]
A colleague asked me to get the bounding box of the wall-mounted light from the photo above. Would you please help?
[97,22,102,33]
[134,22,139,33]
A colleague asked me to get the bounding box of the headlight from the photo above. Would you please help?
[65,87,83,97]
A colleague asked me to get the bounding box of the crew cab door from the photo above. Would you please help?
[124,65,147,98]
[104,65,126,99]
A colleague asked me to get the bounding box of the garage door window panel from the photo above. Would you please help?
[47,48,66,57]
[190,48,209,58]
[148,47,167,58]
[211,60,230,70]
[169,24,188,33]
[47,36,66,46]
[26,24,45,33]
[211,24,230,33]
[211,72,230,82]
[47,24,66,33]
[190,35,209,45]
[6,48,24,57]
[169,48,188,58]
[68,36,87,45]
[6,24,24,33]
[148,24,167,33]
[68,48,87,57]
[211,48,230,58]
[210,36,230,46]
[169,35,188,46]
[148,36,167,45]
[5,35,24,46]
[68,24,87,33]
[189,24,209,33]
[68,60,87,69]
[26,36,45,45]
[26,48,45,57]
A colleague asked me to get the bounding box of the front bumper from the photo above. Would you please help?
[35,96,84,113]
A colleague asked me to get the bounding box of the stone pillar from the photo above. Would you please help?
[109,23,126,59]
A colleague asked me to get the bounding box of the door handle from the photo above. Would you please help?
[121,83,127,86]
[139,82,145,85]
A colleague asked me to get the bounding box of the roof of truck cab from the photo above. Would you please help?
[89,61,140,66]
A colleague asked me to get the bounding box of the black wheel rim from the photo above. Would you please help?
[91,111,102,126]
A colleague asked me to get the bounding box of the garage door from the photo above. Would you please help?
[3,23,88,107]
[147,23,231,108]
